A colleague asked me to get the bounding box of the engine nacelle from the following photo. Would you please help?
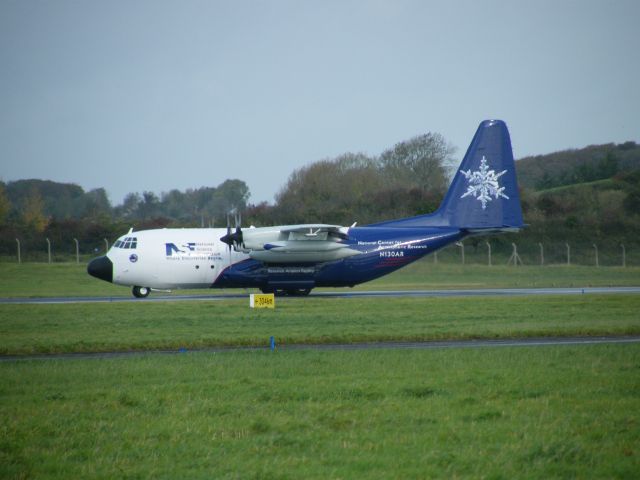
[249,242,359,263]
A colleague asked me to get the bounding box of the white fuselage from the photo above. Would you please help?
[108,228,247,289]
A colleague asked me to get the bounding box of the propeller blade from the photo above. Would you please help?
[220,210,237,267]
[220,211,244,250]
[233,211,243,248]
[220,213,233,250]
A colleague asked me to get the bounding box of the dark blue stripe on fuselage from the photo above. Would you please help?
[213,227,463,289]
[316,227,462,286]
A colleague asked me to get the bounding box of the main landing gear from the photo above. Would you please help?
[132,286,150,298]
[260,287,312,297]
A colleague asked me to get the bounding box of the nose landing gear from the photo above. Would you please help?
[132,286,150,298]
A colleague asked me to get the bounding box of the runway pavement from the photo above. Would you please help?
[2,335,639,362]
[1,286,640,304]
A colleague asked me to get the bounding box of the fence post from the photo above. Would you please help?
[507,242,523,266]
[104,238,109,253]
[73,238,80,264]
[538,242,544,266]
[456,242,465,265]
[566,242,570,266]
[621,244,626,268]
[433,251,438,264]
[485,241,492,266]
[593,244,599,267]
[46,238,51,264]
[16,238,21,264]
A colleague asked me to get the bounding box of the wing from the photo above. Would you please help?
[279,224,349,240]
[233,224,359,263]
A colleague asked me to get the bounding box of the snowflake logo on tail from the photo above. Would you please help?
[459,156,509,209]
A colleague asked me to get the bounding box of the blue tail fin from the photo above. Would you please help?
[370,120,524,230]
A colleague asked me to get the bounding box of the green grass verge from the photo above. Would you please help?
[361,262,640,291]
[534,178,618,195]
[2,295,639,355]
[1,345,638,479]
[1,261,639,298]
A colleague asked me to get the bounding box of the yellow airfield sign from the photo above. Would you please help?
[250,293,275,309]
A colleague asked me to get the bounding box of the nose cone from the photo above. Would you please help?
[87,256,113,283]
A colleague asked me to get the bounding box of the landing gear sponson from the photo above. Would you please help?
[260,287,312,297]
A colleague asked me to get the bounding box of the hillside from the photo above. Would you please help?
[516,141,640,190]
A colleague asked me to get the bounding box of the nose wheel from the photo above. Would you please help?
[132,286,150,298]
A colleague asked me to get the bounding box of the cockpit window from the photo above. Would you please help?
[114,237,137,249]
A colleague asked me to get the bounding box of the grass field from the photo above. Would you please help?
[1,261,639,298]
[1,295,640,355]
[2,345,639,479]
[1,261,639,478]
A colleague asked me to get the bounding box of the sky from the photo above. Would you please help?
[1,0,639,206]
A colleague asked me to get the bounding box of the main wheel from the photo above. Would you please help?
[132,286,150,298]
[285,288,312,297]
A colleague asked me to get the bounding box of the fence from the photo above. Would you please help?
[2,236,636,267]
[432,240,633,267]
[7,238,110,264]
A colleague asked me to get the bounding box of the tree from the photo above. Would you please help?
[0,183,10,226]
[597,151,619,179]
[22,187,48,232]
[623,188,640,214]
[161,189,188,221]
[274,153,391,224]
[212,179,250,217]
[535,172,555,190]
[378,132,454,195]
[82,188,112,219]
[118,193,142,219]
[138,191,160,220]
[272,133,457,225]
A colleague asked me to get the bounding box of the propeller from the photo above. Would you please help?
[220,210,244,250]
[220,212,235,268]
[234,212,243,248]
